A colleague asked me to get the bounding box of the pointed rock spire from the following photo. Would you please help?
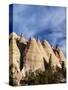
[56,48,66,62]
[9,33,22,85]
[22,37,45,72]
[42,40,61,69]
[9,34,20,66]
[37,39,49,63]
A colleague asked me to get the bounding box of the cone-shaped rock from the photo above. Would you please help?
[37,39,49,63]
[54,48,66,68]
[9,33,22,85]
[9,34,20,66]
[22,37,45,72]
[42,40,61,68]
[55,48,66,62]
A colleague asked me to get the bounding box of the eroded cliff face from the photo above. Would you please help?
[9,32,66,86]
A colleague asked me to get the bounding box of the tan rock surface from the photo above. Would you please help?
[56,48,66,62]
[9,33,22,84]
[9,36,20,66]
[37,39,49,63]
[18,33,27,44]
[9,32,66,85]
[22,38,45,72]
[42,40,61,68]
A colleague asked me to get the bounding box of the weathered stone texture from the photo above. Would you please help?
[9,32,66,85]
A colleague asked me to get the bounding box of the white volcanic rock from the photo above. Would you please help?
[42,40,61,68]
[37,39,49,63]
[22,37,45,72]
[56,48,66,62]
[9,32,66,85]
[9,35,20,66]
[9,34,22,84]
[55,48,66,68]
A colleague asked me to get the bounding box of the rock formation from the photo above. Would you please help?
[9,32,22,85]
[37,39,49,63]
[22,37,45,72]
[9,32,66,85]
[42,40,61,69]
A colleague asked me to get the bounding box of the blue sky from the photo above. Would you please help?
[9,4,66,56]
